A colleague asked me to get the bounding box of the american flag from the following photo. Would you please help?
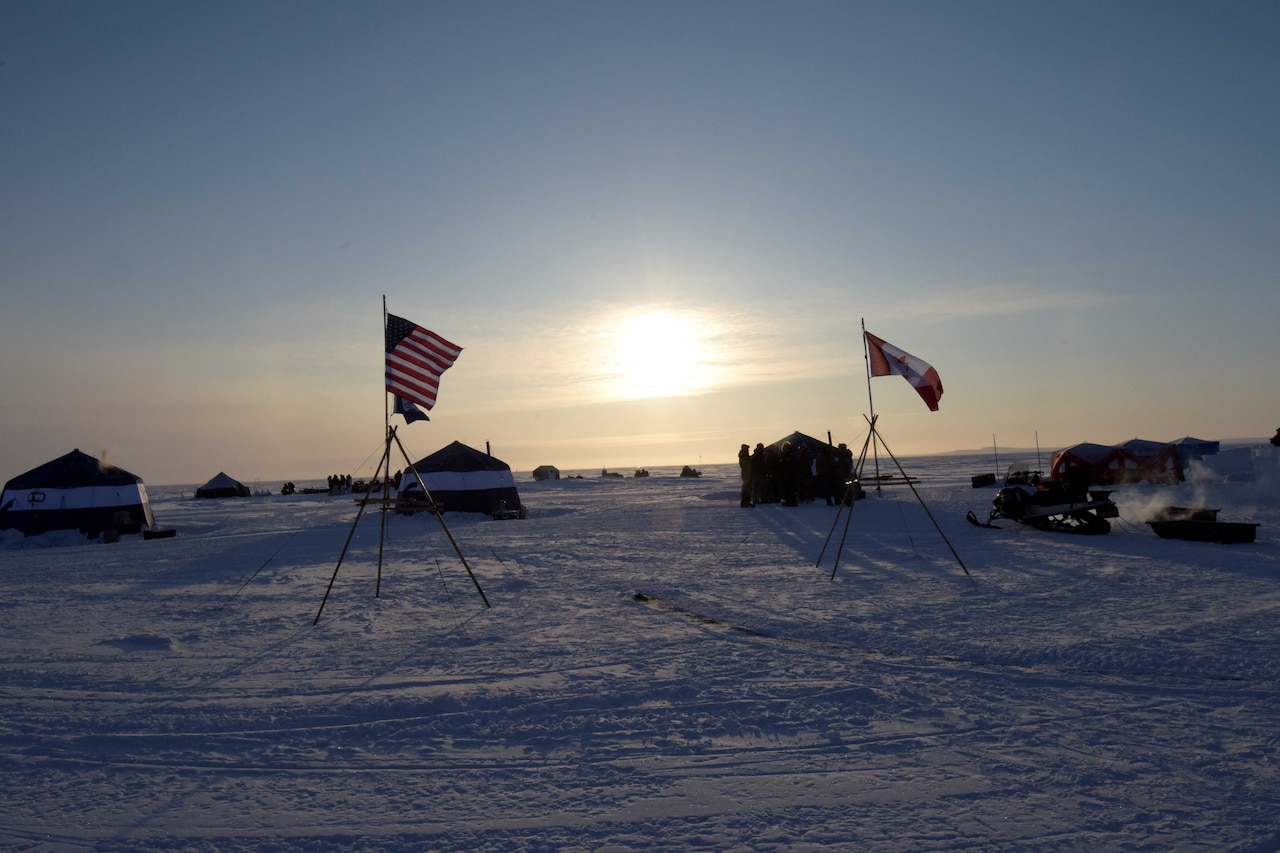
[385,313,462,410]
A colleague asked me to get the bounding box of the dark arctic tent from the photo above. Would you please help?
[399,441,523,516]
[0,449,155,537]
[760,430,854,503]
[1173,436,1221,469]
[767,431,834,457]
[195,472,251,499]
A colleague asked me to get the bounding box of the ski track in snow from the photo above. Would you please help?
[2,453,1280,851]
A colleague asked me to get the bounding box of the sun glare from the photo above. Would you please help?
[602,308,721,401]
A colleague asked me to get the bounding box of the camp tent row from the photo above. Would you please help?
[0,457,258,539]
[1050,437,1220,486]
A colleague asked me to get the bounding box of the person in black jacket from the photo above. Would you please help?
[750,443,767,505]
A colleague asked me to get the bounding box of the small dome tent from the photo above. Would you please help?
[0,449,155,537]
[195,472,251,498]
[399,441,524,517]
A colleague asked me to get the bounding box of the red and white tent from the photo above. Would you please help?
[1051,439,1185,486]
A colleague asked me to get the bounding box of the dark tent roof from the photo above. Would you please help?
[767,431,835,457]
[1173,436,1221,462]
[195,472,250,498]
[1117,438,1183,483]
[408,441,514,474]
[4,448,144,490]
[1049,443,1127,485]
[1119,438,1172,455]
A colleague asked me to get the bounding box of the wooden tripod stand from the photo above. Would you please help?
[816,415,970,580]
[313,425,490,624]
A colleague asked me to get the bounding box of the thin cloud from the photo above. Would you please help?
[880,285,1130,320]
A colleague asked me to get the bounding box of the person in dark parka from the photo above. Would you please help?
[738,444,754,507]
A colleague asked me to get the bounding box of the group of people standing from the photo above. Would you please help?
[327,470,407,495]
[737,440,857,508]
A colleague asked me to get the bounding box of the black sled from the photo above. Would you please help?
[967,465,1119,535]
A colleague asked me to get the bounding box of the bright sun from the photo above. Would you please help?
[604,308,719,401]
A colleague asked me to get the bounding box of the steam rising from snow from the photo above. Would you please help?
[1114,446,1280,522]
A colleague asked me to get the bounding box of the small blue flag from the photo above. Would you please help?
[393,395,430,424]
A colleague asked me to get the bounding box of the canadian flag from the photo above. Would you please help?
[864,330,943,412]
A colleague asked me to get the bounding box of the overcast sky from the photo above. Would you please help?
[3,0,1277,485]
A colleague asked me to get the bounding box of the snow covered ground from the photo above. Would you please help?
[2,447,1279,851]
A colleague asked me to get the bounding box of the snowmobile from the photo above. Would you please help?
[967,464,1119,534]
